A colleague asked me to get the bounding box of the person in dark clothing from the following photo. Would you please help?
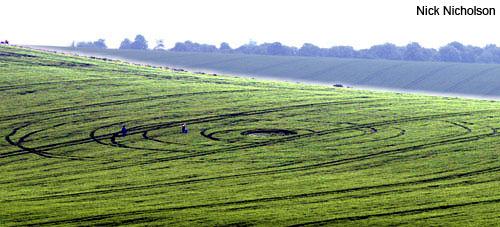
[121,125,127,137]
[181,123,188,134]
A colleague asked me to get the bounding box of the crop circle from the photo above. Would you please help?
[240,129,297,137]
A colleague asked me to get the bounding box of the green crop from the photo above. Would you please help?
[1,45,499,226]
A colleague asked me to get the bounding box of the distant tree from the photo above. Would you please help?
[219,42,232,53]
[263,42,287,55]
[438,44,462,62]
[76,42,90,48]
[119,38,132,49]
[251,42,296,56]
[171,41,190,52]
[170,41,217,52]
[130,34,148,49]
[365,43,402,60]
[298,43,322,57]
[403,42,424,61]
[403,42,436,61]
[422,48,438,61]
[477,44,500,64]
[439,41,478,63]
[154,39,165,50]
[235,43,260,55]
[447,41,465,51]
[93,39,107,49]
[357,49,370,58]
[463,45,482,63]
[199,43,218,52]
[327,46,357,58]
[234,40,265,55]
[477,47,496,63]
[75,38,107,49]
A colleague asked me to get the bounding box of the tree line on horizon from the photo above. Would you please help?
[72,35,500,64]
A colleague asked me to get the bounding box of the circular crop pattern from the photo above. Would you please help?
[3,95,495,162]
[240,129,297,137]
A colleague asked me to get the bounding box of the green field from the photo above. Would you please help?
[1,45,500,226]
[44,46,500,98]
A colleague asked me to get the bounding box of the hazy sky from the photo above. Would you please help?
[1,0,499,49]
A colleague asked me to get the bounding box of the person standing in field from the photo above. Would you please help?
[181,123,188,134]
[121,125,127,137]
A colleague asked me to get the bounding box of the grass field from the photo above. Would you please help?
[1,45,500,226]
[44,46,500,98]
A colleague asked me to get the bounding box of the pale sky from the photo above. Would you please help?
[1,0,499,49]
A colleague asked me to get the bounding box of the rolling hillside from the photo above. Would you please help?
[1,45,500,225]
[43,47,500,99]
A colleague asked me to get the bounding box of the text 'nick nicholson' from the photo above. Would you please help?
[417,5,496,16]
